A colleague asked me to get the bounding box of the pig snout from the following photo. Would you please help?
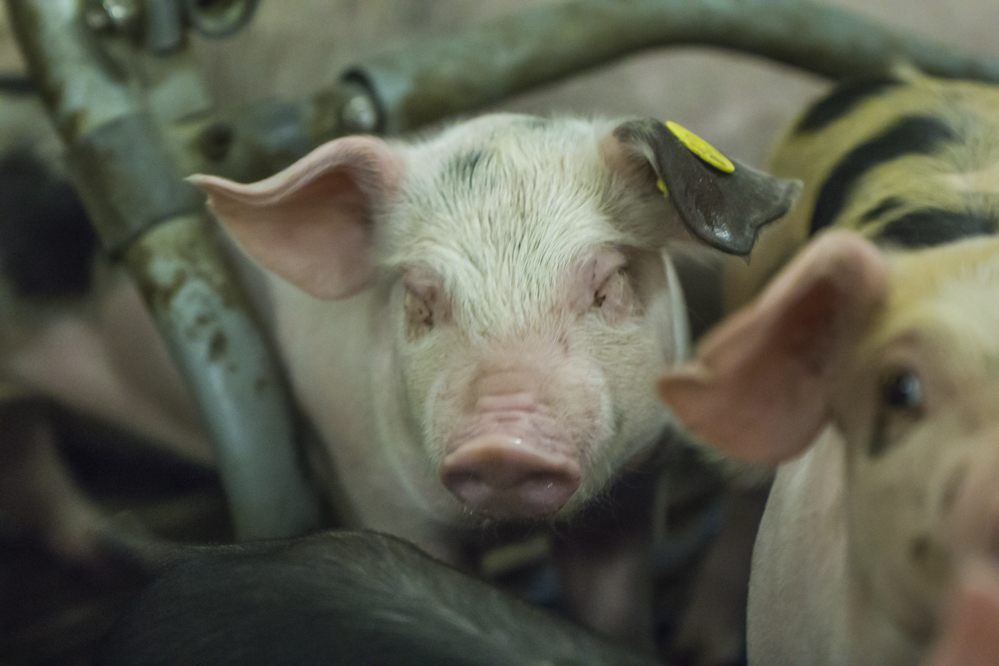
[441,436,581,519]
[441,388,582,519]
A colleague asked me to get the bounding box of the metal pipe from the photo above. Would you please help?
[7,0,322,540]
[342,0,999,134]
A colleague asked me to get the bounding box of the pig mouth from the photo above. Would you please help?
[439,397,583,520]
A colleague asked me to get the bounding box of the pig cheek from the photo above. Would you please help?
[397,326,472,469]
[848,425,959,633]
[551,354,615,512]
[572,314,672,494]
[945,434,999,564]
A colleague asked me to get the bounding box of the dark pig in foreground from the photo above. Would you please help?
[95,530,658,666]
[660,69,999,664]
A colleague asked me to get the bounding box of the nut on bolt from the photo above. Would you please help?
[87,0,141,35]
[340,92,379,134]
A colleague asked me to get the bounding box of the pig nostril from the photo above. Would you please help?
[440,439,581,518]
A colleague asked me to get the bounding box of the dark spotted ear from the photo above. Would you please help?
[612,119,801,256]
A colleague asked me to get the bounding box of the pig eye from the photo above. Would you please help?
[881,369,923,412]
[870,368,924,458]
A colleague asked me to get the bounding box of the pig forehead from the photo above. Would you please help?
[884,237,999,306]
[865,244,999,369]
[378,116,633,328]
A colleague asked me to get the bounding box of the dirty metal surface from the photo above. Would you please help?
[124,215,322,538]
[344,0,999,134]
[7,0,323,540]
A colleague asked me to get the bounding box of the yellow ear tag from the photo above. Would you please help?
[656,178,668,198]
[665,121,735,173]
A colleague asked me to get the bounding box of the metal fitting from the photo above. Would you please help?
[102,0,142,35]
[339,91,379,135]
[184,0,260,39]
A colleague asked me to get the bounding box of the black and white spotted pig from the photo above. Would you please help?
[658,68,999,664]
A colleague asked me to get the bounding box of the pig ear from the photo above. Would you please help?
[188,136,404,300]
[656,231,888,464]
[609,118,801,256]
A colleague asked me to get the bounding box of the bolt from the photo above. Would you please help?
[340,92,379,134]
[102,0,141,34]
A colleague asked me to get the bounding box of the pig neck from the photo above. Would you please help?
[262,273,471,565]
[748,425,927,665]
[748,425,852,665]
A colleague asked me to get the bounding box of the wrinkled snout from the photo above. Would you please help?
[440,377,585,519]
[440,434,581,519]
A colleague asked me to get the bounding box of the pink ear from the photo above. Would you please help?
[189,136,404,300]
[657,230,889,464]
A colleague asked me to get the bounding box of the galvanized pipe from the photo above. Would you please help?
[7,0,322,540]
[342,0,999,134]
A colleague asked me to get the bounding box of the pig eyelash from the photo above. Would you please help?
[869,368,924,458]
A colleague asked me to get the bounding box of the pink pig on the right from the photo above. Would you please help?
[659,70,999,665]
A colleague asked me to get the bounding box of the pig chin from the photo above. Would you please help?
[438,394,588,521]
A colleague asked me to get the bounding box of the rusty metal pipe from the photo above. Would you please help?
[341,0,999,134]
[6,0,322,540]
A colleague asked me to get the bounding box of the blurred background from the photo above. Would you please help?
[1,0,998,167]
[0,1,996,665]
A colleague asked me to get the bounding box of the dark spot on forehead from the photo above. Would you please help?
[873,208,997,248]
[810,116,957,236]
[448,149,490,185]
[794,76,904,134]
[858,196,904,226]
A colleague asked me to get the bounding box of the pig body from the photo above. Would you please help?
[222,115,685,560]
[659,70,999,664]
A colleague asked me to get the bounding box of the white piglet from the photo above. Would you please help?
[191,114,797,567]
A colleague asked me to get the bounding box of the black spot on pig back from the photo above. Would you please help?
[874,208,997,248]
[810,116,956,235]
[794,76,903,134]
[448,149,487,185]
[96,532,653,666]
[0,153,97,298]
[859,196,905,226]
